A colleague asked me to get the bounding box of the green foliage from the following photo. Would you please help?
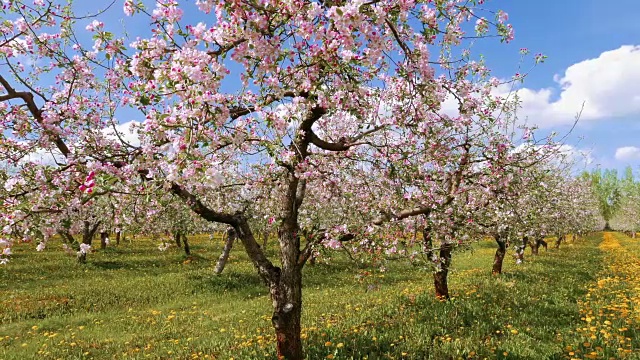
[585,169,622,224]
[0,233,632,359]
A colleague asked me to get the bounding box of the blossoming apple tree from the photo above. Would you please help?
[0,0,565,358]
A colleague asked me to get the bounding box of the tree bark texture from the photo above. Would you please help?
[433,243,452,300]
[82,220,100,245]
[492,236,507,275]
[100,232,109,250]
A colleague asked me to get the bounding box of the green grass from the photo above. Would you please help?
[0,232,632,359]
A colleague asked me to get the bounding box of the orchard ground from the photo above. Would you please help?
[0,233,638,360]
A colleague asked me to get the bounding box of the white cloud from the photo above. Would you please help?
[14,121,140,167]
[615,146,640,161]
[508,45,640,127]
[22,148,62,166]
[102,120,140,147]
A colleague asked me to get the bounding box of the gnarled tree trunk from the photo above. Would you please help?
[77,221,100,263]
[82,220,100,246]
[271,226,303,360]
[433,243,452,300]
[230,217,304,360]
[214,228,236,274]
[492,235,507,275]
[422,225,451,299]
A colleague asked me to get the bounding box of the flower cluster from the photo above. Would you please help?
[78,172,96,194]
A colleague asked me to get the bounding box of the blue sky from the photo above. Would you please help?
[473,0,640,173]
[75,0,640,174]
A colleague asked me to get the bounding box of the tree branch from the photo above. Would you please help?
[0,75,70,156]
[307,124,385,152]
[372,207,432,225]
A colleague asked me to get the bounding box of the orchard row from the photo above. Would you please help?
[0,1,608,359]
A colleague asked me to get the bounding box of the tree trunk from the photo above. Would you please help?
[115,231,121,245]
[531,235,548,254]
[82,220,100,246]
[433,243,452,300]
[555,234,563,249]
[182,234,191,256]
[492,237,507,275]
[227,218,297,359]
[268,224,304,360]
[515,236,528,264]
[422,226,435,262]
[214,228,236,274]
[100,232,109,250]
[174,231,182,248]
[82,234,92,245]
[604,221,611,231]
[423,226,450,298]
[272,276,303,360]
[262,231,269,249]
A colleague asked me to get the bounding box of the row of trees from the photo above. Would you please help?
[0,1,604,358]
[597,167,640,236]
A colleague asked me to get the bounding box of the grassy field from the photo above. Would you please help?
[0,232,638,359]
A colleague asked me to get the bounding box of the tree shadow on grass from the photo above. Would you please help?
[188,270,266,297]
[89,252,211,270]
[303,258,419,289]
[297,241,604,360]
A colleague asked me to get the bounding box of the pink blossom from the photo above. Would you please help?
[325,239,342,249]
[123,0,135,16]
[85,20,104,32]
